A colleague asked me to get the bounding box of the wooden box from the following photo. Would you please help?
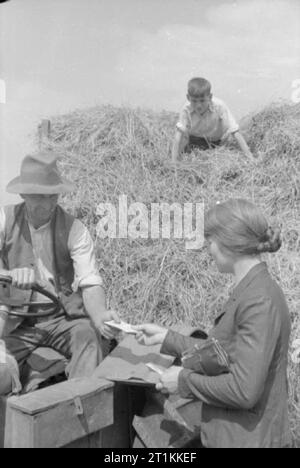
[1,378,114,448]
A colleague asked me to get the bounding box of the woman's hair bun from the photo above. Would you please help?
[257,226,282,253]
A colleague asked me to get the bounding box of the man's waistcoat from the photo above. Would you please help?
[1,203,84,332]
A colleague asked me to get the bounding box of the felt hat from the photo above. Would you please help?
[6,151,75,194]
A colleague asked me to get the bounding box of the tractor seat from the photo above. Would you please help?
[19,337,116,394]
[20,347,67,394]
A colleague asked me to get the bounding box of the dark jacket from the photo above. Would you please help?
[161,262,291,448]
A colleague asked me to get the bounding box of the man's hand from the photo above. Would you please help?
[133,323,168,346]
[93,309,121,340]
[10,268,36,290]
[82,286,120,339]
[156,365,183,394]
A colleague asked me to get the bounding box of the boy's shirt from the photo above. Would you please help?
[176,96,239,142]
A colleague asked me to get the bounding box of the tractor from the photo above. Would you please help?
[0,272,201,448]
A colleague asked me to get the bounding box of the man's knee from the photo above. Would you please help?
[71,321,100,346]
[0,363,13,395]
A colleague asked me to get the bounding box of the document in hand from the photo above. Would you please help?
[104,320,138,335]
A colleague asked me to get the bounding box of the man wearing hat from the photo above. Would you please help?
[0,151,119,395]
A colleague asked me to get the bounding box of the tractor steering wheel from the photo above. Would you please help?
[0,273,62,318]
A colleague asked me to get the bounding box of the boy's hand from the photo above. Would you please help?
[133,323,168,346]
[10,268,36,290]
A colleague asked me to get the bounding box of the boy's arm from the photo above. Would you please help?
[218,100,255,163]
[172,105,190,163]
[172,130,189,163]
[171,130,183,163]
[233,131,256,162]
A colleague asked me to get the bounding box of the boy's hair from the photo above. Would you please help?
[188,77,211,98]
[204,198,282,255]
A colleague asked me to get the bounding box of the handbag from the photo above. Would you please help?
[181,336,230,376]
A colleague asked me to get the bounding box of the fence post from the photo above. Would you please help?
[38,119,51,149]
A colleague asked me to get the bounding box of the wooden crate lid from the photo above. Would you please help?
[8,378,114,415]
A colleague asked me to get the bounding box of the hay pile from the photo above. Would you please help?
[46,102,300,445]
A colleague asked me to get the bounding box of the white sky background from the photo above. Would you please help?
[0,0,300,204]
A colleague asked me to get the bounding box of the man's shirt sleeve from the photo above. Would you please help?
[68,219,103,291]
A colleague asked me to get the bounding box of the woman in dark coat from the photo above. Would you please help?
[135,199,291,448]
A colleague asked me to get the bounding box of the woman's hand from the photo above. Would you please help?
[133,323,168,346]
[156,366,183,394]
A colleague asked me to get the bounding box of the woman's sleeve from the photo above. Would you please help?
[178,296,281,410]
[161,329,207,358]
[68,219,103,291]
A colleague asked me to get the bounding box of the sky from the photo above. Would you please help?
[0,0,300,204]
